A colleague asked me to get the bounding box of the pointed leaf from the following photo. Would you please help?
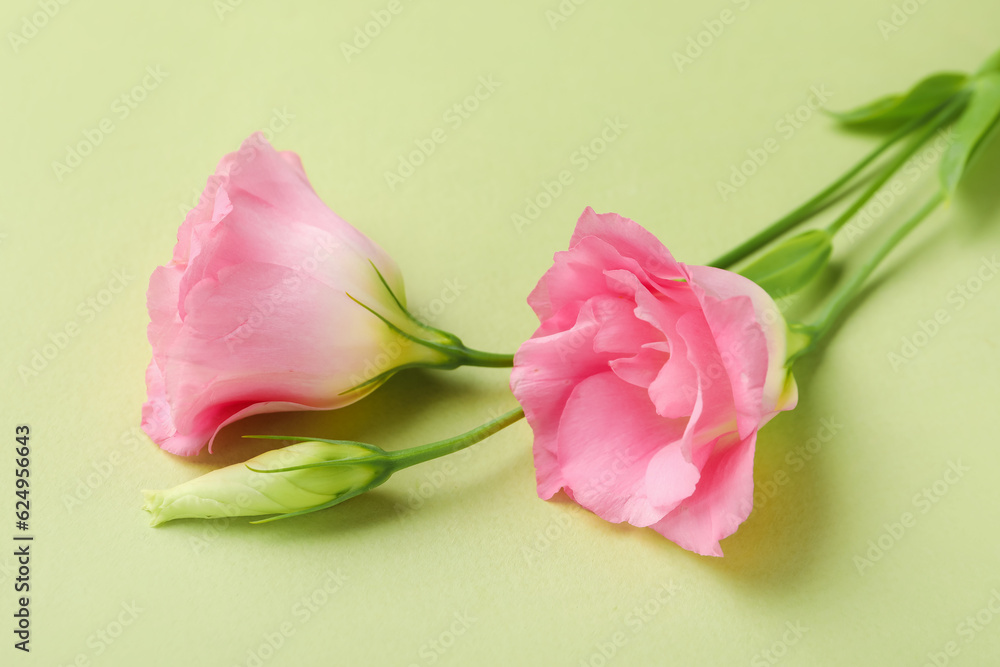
[940,71,1000,197]
[975,47,1000,77]
[740,229,833,297]
[830,72,968,129]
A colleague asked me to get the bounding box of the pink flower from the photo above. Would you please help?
[510,208,798,556]
[143,134,446,456]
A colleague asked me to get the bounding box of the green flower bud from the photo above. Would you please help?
[143,441,393,526]
[739,229,832,297]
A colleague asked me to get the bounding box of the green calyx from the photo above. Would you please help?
[241,407,525,524]
[342,261,514,396]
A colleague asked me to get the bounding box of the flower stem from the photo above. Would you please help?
[788,191,945,364]
[824,97,967,235]
[448,346,515,367]
[708,112,929,269]
[388,407,525,471]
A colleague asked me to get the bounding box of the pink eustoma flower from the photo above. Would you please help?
[510,208,798,556]
[143,134,449,456]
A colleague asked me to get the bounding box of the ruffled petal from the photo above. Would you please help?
[557,372,695,527]
[651,432,758,557]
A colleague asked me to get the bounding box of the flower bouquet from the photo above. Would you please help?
[143,48,1000,557]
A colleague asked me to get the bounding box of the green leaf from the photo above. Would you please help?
[740,229,833,297]
[829,72,969,129]
[975,47,1000,77]
[940,71,1000,197]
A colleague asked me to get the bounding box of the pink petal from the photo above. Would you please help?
[651,432,759,557]
[510,297,622,498]
[556,372,695,527]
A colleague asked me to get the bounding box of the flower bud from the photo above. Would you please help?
[739,229,832,297]
[142,441,393,525]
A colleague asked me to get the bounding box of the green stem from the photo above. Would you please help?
[825,97,966,235]
[388,407,525,470]
[450,347,515,367]
[708,112,929,269]
[789,191,945,364]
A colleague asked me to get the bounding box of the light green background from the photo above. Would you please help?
[3,1,1000,665]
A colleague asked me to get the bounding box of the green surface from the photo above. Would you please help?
[3,1,1000,665]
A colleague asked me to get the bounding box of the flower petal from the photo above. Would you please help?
[651,432,758,557]
[557,372,694,527]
